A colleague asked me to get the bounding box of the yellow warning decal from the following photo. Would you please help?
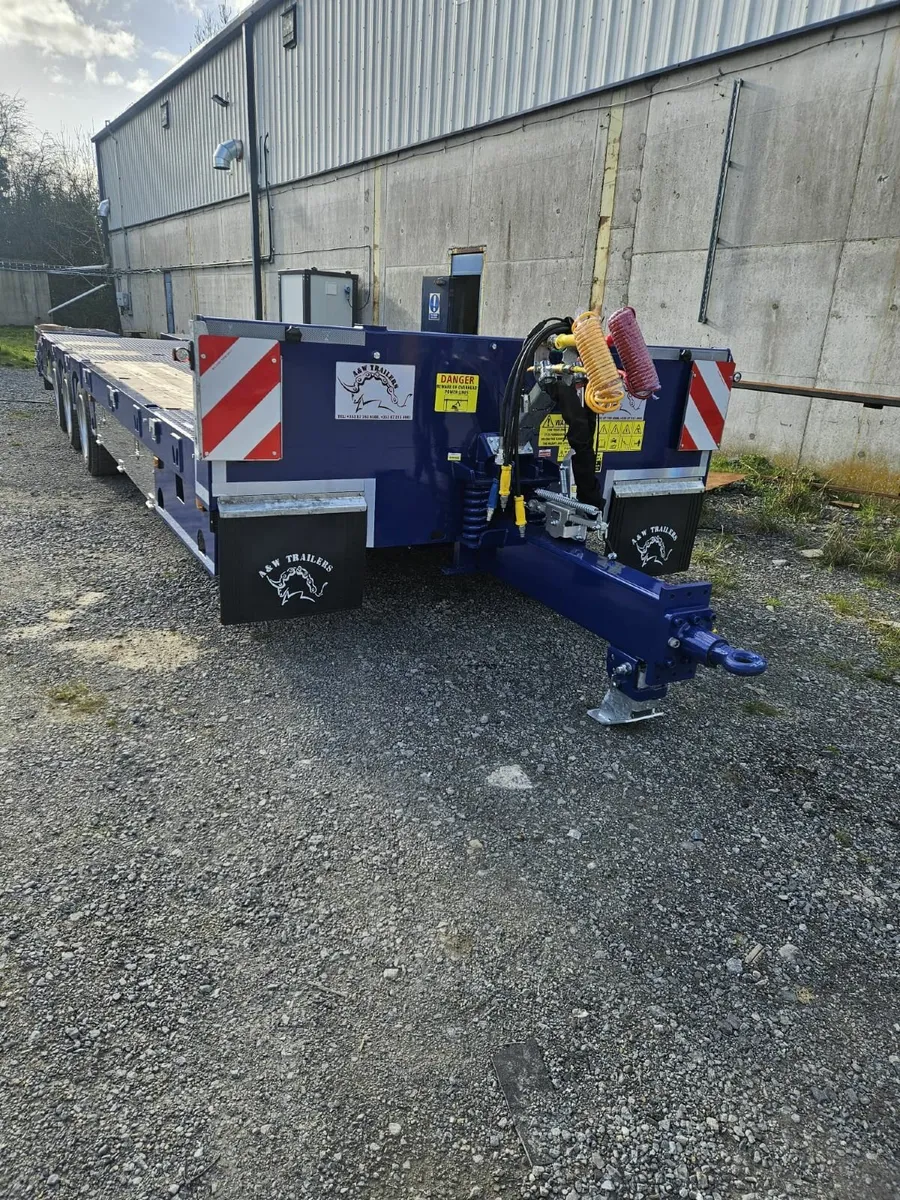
[538,413,571,461]
[594,419,644,453]
[435,372,479,412]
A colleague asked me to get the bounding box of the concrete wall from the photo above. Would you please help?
[108,9,900,477]
[109,198,254,337]
[0,270,51,326]
[615,13,900,477]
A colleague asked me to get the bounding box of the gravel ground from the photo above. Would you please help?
[1,364,898,1200]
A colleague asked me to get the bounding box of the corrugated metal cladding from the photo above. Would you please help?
[99,37,248,230]
[106,0,884,223]
[255,0,883,187]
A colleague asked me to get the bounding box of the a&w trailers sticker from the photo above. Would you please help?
[334,362,415,420]
[259,553,334,606]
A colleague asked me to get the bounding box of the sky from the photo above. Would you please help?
[0,0,253,142]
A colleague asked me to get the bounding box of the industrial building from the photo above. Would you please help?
[94,0,900,475]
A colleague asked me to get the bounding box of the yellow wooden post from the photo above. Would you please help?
[589,105,624,314]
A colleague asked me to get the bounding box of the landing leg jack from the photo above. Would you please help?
[588,684,665,726]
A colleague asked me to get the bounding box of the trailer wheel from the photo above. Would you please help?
[64,374,81,451]
[75,388,116,477]
[52,365,67,431]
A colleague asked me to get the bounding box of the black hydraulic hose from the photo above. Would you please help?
[500,317,571,468]
[500,317,568,444]
[556,382,602,508]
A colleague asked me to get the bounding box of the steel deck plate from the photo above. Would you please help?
[42,332,195,430]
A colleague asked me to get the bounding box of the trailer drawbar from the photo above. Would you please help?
[35,309,766,724]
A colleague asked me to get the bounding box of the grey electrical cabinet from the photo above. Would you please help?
[279,269,357,326]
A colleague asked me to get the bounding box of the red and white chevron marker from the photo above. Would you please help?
[197,334,282,461]
[678,359,736,452]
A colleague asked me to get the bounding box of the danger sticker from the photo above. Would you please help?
[538,413,571,461]
[435,372,479,413]
[594,419,644,453]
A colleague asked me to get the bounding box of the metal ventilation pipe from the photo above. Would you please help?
[213,138,244,171]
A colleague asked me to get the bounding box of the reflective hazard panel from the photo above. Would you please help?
[197,335,282,461]
[679,360,735,451]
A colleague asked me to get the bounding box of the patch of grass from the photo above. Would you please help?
[745,496,790,534]
[742,699,782,718]
[874,622,900,677]
[823,592,868,618]
[834,829,853,848]
[0,326,35,370]
[762,596,782,608]
[822,520,900,580]
[824,658,860,680]
[692,534,739,595]
[714,453,825,523]
[47,681,106,715]
[822,596,900,686]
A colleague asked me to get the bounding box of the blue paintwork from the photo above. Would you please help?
[223,327,522,546]
[37,319,768,708]
[481,531,765,702]
[36,332,216,573]
[214,322,704,548]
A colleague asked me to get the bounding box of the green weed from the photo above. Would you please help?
[823,595,900,685]
[0,326,35,370]
[47,681,106,715]
[692,535,739,595]
[714,453,824,522]
[742,699,782,717]
[822,521,900,579]
[823,592,868,618]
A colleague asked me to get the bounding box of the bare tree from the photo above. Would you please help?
[0,93,103,266]
[191,4,234,49]
[0,93,27,199]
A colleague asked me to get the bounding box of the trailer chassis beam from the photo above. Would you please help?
[477,531,765,723]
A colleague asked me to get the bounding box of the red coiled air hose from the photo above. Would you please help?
[608,306,660,399]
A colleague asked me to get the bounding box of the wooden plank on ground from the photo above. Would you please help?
[706,471,746,491]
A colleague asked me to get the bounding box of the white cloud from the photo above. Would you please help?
[152,48,182,66]
[47,66,67,85]
[0,0,137,61]
[102,70,125,86]
[125,69,155,96]
[85,60,98,84]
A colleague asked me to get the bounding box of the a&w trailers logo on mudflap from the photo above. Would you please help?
[632,524,678,568]
[259,553,334,606]
[334,361,415,420]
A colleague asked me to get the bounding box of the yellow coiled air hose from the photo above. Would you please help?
[572,310,624,415]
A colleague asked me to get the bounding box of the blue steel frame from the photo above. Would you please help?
[36,318,767,709]
[203,317,709,549]
[36,330,216,572]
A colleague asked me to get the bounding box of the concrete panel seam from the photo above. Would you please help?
[800,25,888,466]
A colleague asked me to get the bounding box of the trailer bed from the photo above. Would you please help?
[39,331,194,424]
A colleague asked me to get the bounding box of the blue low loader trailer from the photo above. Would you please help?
[35,312,766,725]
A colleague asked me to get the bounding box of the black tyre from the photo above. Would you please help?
[64,374,81,451]
[75,388,117,477]
[52,365,67,431]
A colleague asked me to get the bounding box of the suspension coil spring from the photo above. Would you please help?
[461,479,492,548]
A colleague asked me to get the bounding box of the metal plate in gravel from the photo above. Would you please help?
[492,1038,557,1166]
